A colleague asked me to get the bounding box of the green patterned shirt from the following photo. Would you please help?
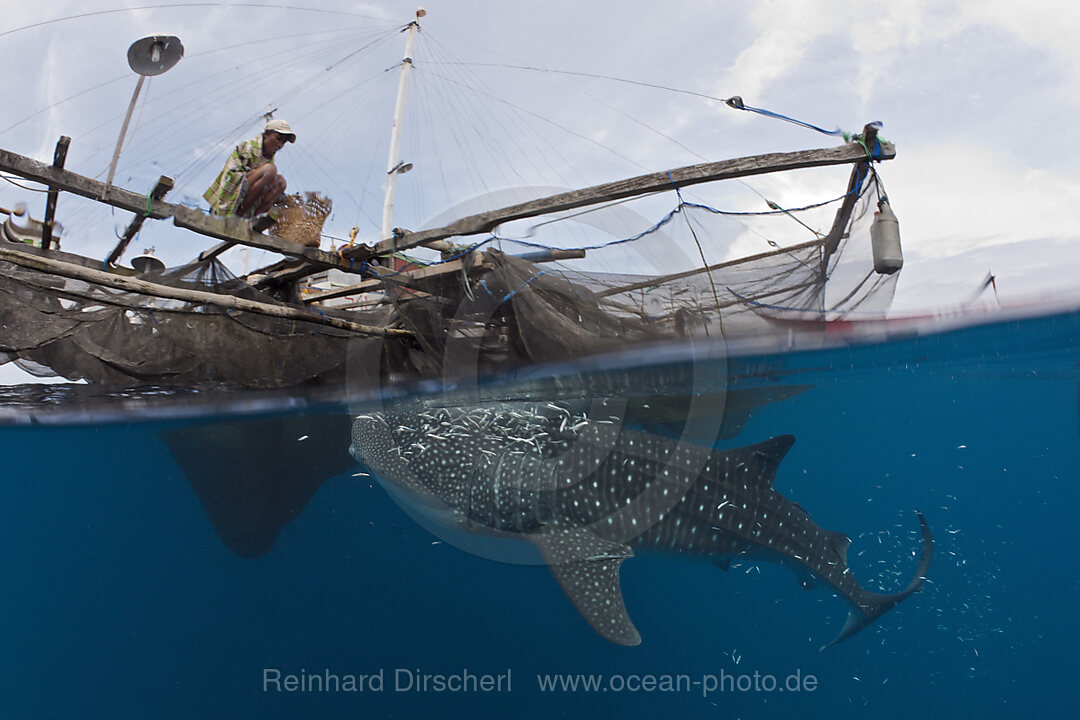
[203,134,272,216]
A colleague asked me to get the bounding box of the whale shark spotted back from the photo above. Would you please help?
[350,403,931,648]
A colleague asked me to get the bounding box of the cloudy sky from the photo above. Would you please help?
[1,0,1078,329]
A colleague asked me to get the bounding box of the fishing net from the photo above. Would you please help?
[0,147,897,389]
[353,157,898,375]
[0,247,391,387]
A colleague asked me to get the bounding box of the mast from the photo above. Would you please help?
[381,7,425,242]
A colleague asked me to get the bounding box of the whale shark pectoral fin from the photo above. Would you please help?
[532,530,641,647]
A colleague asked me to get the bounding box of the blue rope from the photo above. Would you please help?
[477,271,550,303]
[502,271,548,302]
[667,169,685,203]
[312,307,327,333]
[370,237,496,284]
[680,190,853,218]
[494,205,686,253]
[725,96,849,137]
[366,162,869,280]
[725,285,817,312]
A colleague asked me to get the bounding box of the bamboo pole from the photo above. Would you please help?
[0,147,371,273]
[0,244,410,337]
[365,140,895,259]
[592,239,822,298]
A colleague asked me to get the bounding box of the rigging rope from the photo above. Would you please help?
[0,175,48,193]
[0,3,395,40]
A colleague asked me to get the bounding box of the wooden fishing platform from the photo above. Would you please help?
[0,124,893,343]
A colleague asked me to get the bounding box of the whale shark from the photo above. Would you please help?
[349,403,931,648]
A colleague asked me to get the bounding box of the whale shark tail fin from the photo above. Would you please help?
[820,509,932,650]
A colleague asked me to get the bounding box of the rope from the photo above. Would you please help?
[1,175,48,193]
[364,148,873,293]
[724,96,848,137]
[670,171,722,331]
[0,4,395,41]
[312,306,327,334]
[369,178,856,283]
[478,270,550,303]
[725,285,817,313]
[852,132,886,161]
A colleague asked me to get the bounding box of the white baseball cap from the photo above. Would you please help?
[265,119,296,143]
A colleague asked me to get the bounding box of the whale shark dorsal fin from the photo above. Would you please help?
[743,434,795,488]
[695,434,796,493]
[532,530,641,646]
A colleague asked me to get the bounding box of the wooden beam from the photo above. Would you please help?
[0,243,411,338]
[172,205,364,272]
[254,136,890,287]
[196,215,278,261]
[105,175,174,267]
[302,255,492,304]
[198,240,235,262]
[593,239,822,298]
[41,136,70,250]
[0,145,174,219]
[357,139,895,261]
[513,248,587,262]
[0,145,370,273]
[612,279,822,319]
[266,246,586,291]
[823,124,881,257]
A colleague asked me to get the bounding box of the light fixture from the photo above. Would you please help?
[102,35,184,197]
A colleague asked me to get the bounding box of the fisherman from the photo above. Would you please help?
[203,119,296,218]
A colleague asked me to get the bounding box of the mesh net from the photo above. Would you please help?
[356,162,897,374]
[0,249,390,387]
[0,155,898,388]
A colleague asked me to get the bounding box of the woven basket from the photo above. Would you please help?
[275,192,332,248]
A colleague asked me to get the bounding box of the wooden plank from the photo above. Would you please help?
[251,139,886,287]
[0,145,174,219]
[0,145,370,272]
[199,241,235,262]
[359,139,895,260]
[105,175,174,267]
[41,136,70,250]
[0,243,411,338]
[266,246,586,291]
[302,256,491,304]
[592,239,822,298]
[198,215,277,261]
[172,205,361,272]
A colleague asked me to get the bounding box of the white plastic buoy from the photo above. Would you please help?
[871,199,903,274]
[131,247,165,274]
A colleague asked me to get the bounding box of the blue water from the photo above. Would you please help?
[2,308,1078,719]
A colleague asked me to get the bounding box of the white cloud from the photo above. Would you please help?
[970,0,1080,89]
[2,0,1079,312]
[888,142,1080,260]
